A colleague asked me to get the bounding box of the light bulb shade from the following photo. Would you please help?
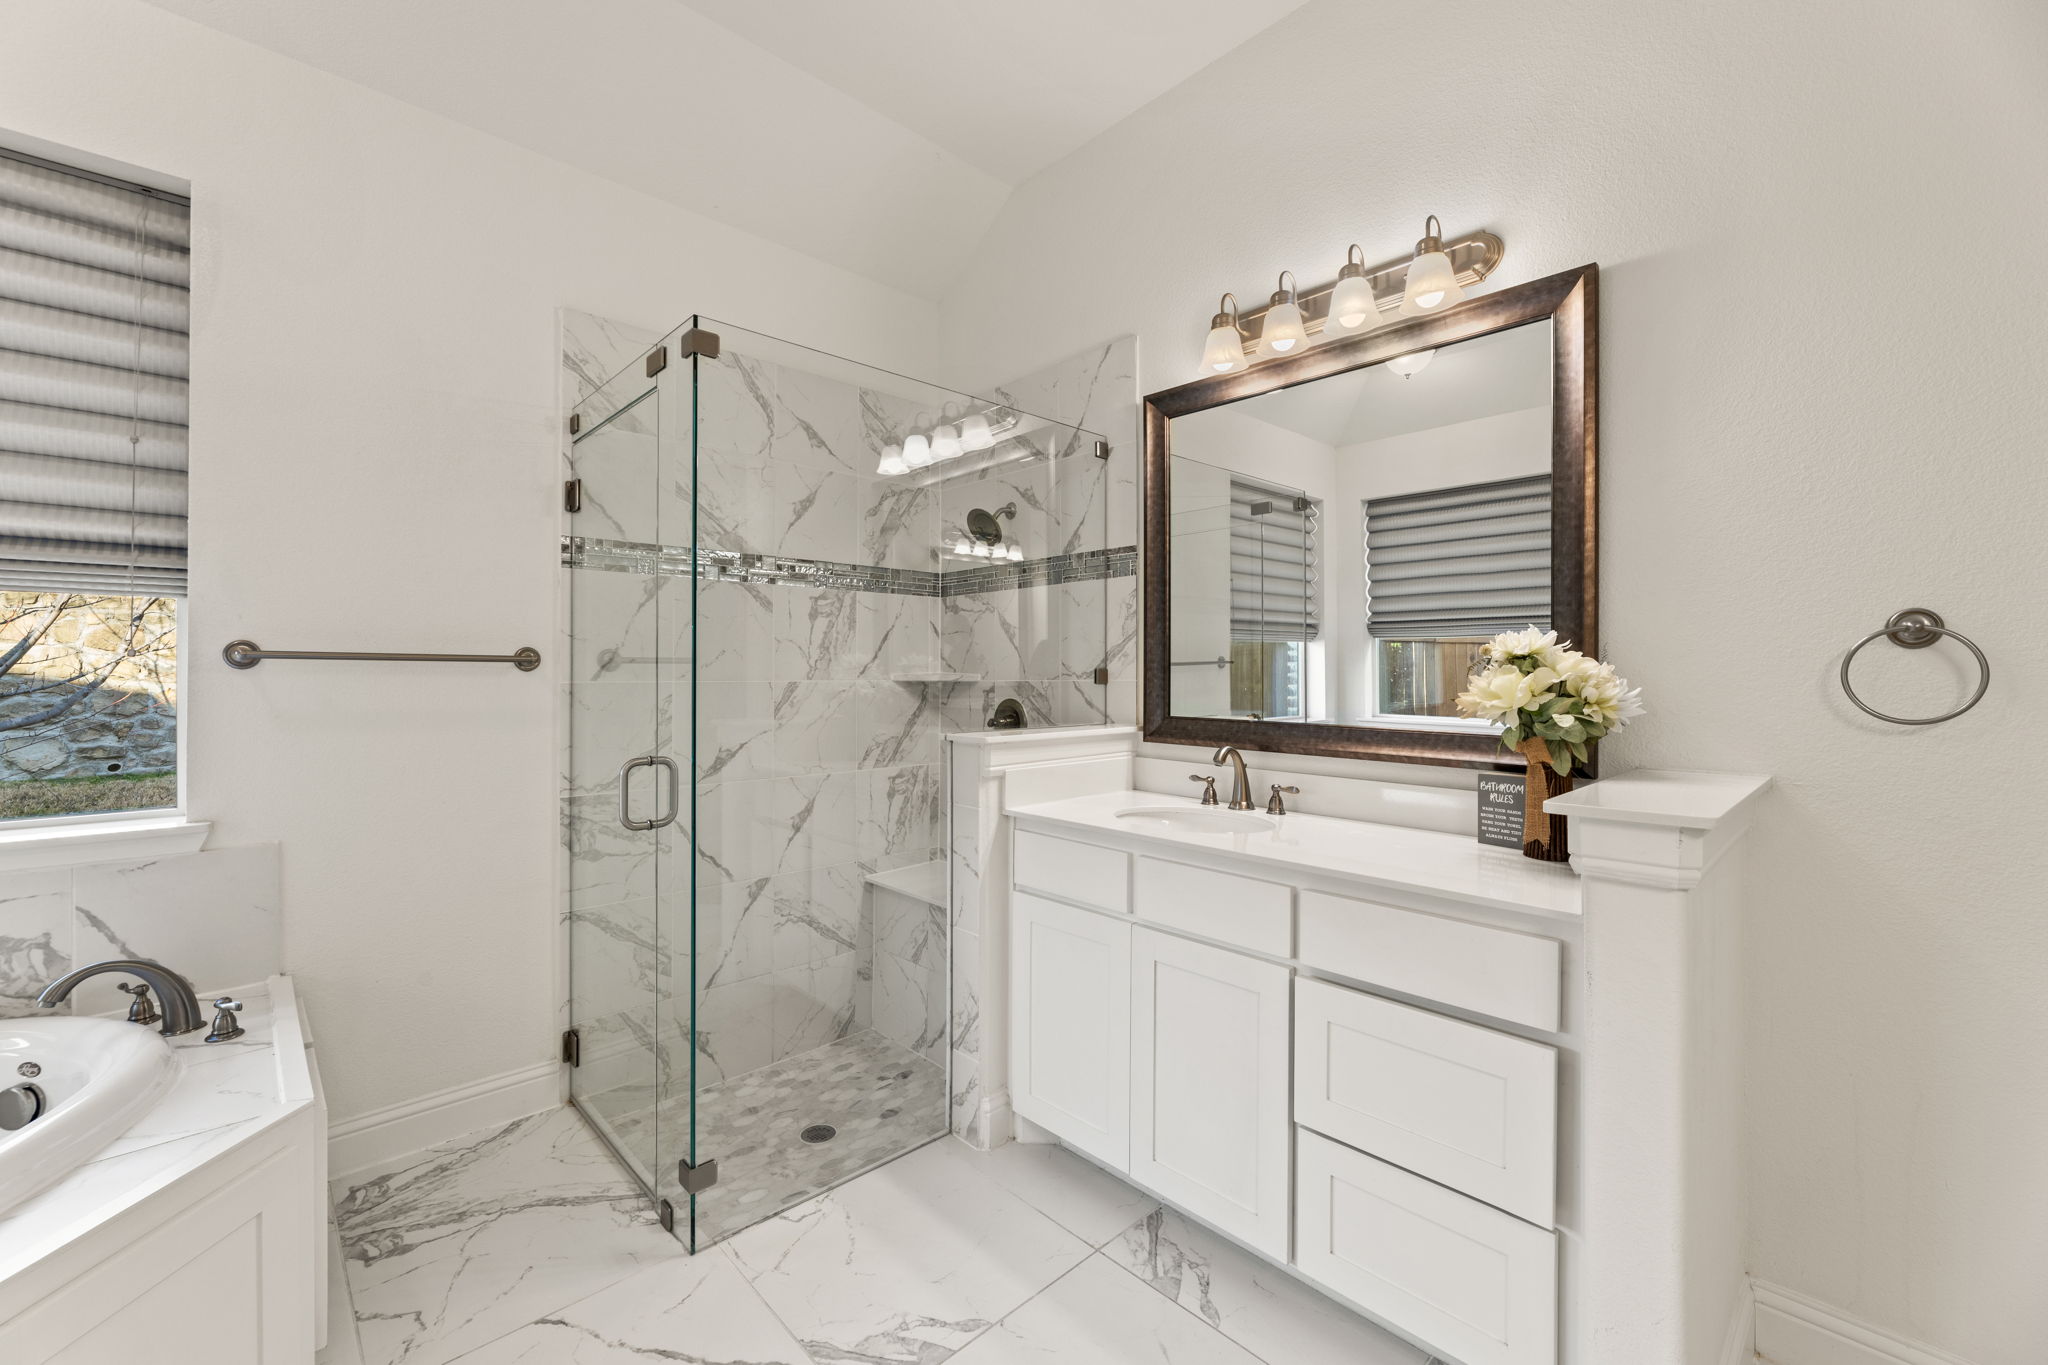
[1006,544,1023,561]
[1400,250,1462,315]
[1261,301,1307,354]
[1385,348,1435,378]
[1201,322,1245,374]
[902,432,933,468]
[1326,274,1379,333]
[877,444,904,475]
[931,424,963,461]
[953,538,974,555]
[960,413,994,451]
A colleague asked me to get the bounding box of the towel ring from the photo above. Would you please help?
[1839,608,1990,726]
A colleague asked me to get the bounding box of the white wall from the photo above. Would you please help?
[2,0,940,1126]
[939,3,2048,1361]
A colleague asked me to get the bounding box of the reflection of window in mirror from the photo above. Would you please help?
[1165,318,1555,730]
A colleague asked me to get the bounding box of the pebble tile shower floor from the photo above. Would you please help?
[325,1105,1445,1365]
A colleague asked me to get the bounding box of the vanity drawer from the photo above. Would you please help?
[1135,856,1292,956]
[1295,977,1556,1225]
[1298,890,1560,1031]
[1014,828,1130,913]
[1296,1128,1557,1365]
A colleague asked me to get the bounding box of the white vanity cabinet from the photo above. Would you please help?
[1129,927,1291,1257]
[1006,800,1576,1365]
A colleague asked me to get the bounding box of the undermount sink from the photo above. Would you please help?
[0,1015,177,1217]
[1114,806,1276,835]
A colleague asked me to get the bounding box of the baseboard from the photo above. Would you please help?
[1752,1281,1978,1365]
[1722,1276,1757,1365]
[327,1061,559,1178]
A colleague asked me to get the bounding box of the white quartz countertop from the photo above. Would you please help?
[1007,791,1582,919]
[0,976,314,1283]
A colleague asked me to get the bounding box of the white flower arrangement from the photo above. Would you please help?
[1455,627,1644,775]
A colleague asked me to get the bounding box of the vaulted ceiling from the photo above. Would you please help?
[139,0,1312,296]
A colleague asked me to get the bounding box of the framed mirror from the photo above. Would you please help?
[1142,265,1596,770]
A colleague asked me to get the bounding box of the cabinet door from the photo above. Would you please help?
[1130,927,1291,1258]
[1010,891,1131,1169]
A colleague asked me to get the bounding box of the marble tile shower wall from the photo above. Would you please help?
[0,845,282,1019]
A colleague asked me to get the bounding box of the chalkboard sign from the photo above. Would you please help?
[1477,773,1526,849]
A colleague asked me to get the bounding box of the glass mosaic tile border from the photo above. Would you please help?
[563,536,1135,598]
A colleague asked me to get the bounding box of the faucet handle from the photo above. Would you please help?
[1189,774,1220,806]
[118,981,162,1027]
[1266,784,1300,815]
[205,997,246,1044]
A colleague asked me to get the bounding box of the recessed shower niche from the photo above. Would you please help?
[562,316,1111,1247]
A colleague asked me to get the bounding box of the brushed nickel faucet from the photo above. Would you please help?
[38,960,205,1036]
[1211,746,1255,811]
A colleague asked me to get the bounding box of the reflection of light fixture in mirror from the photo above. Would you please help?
[1201,293,1247,374]
[876,444,907,476]
[902,430,933,468]
[931,423,963,462]
[1400,216,1464,316]
[1325,245,1381,334]
[1385,349,1435,378]
[953,536,974,555]
[1260,272,1307,354]
[960,412,994,451]
[1006,544,1023,562]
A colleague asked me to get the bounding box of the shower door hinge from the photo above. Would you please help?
[646,345,668,377]
[680,328,721,359]
[1093,666,1110,685]
[560,1028,581,1066]
[563,478,582,513]
[657,1199,675,1232]
[568,412,581,436]
[677,1157,719,1193]
[1094,440,1110,460]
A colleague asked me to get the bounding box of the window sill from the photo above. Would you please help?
[0,814,210,874]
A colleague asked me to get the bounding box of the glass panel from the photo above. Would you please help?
[656,317,1107,1248]
[564,356,665,1197]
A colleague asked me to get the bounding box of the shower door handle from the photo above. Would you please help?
[647,755,681,830]
[618,754,658,831]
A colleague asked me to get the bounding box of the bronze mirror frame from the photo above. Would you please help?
[1141,263,1597,772]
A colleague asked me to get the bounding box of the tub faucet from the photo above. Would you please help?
[1211,746,1255,811]
[38,960,205,1036]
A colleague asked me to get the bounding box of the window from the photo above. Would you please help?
[1364,475,1550,721]
[0,149,189,821]
[1229,478,1318,720]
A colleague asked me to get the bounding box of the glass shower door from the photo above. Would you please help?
[565,353,670,1198]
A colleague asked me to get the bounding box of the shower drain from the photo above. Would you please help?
[800,1124,837,1144]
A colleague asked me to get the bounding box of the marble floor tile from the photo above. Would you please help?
[333,1107,678,1365]
[1103,1206,1433,1365]
[956,1141,1160,1249]
[446,1250,808,1365]
[948,1254,1264,1365]
[725,1134,1093,1364]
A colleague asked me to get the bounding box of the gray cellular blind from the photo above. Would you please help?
[1229,478,1319,643]
[0,150,190,597]
[1365,474,1551,639]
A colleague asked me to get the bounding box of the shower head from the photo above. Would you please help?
[965,503,1016,546]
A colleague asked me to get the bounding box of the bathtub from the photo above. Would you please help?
[0,976,326,1363]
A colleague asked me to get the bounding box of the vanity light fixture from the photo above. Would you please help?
[877,443,908,476]
[1385,348,1435,378]
[960,412,994,452]
[1399,216,1465,316]
[930,423,964,463]
[902,430,933,468]
[1260,272,1308,354]
[1324,245,1381,334]
[1201,294,1248,373]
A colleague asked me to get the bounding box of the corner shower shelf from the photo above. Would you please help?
[864,859,948,908]
[891,671,981,685]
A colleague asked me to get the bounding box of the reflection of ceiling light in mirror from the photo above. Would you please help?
[1261,272,1307,354]
[1325,244,1380,334]
[931,424,963,461]
[1400,216,1464,316]
[877,444,907,476]
[1385,349,1435,378]
[953,537,974,555]
[1201,293,1246,374]
[902,432,932,467]
[960,413,994,451]
[1007,545,1023,561]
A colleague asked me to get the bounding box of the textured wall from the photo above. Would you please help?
[937,2,2048,1360]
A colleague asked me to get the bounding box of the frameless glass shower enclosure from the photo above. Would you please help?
[564,317,1107,1249]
